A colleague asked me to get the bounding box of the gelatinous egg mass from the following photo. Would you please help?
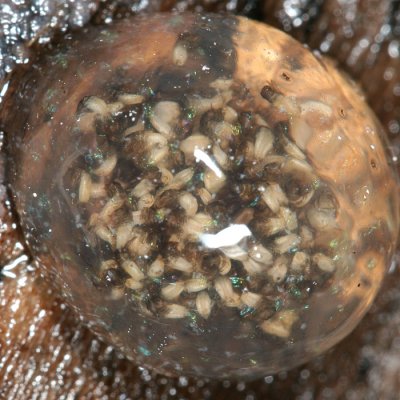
[3,13,399,379]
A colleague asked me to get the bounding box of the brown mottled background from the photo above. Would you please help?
[1,1,400,399]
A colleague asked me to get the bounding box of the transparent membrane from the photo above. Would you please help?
[3,13,399,379]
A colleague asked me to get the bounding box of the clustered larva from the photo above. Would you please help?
[6,13,397,379]
[75,74,341,339]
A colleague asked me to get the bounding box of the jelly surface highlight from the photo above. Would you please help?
[3,13,399,379]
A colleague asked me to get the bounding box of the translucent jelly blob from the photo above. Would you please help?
[2,13,399,379]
